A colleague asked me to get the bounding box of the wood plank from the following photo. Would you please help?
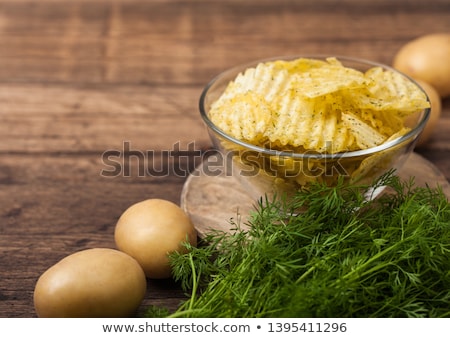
[0,83,448,169]
[0,83,210,152]
[0,1,449,85]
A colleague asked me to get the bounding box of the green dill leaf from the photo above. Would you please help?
[159,171,450,318]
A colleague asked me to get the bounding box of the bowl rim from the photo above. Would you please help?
[199,55,431,159]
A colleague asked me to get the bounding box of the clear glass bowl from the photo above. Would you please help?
[199,56,431,201]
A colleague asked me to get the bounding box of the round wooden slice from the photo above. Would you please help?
[180,152,450,238]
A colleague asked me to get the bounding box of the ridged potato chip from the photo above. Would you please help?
[209,57,429,155]
[341,111,386,149]
[349,67,430,114]
[209,91,273,143]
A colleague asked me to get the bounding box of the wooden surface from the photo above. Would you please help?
[0,0,449,318]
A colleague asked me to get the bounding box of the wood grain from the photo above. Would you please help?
[0,0,449,318]
[0,0,449,85]
[0,83,209,152]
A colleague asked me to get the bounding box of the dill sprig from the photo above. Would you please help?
[159,171,450,318]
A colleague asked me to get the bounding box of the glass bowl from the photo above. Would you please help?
[199,56,431,201]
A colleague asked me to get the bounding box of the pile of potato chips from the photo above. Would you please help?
[209,57,430,154]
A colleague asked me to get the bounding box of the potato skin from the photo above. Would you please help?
[414,80,442,147]
[393,33,450,98]
[114,199,197,279]
[33,248,147,318]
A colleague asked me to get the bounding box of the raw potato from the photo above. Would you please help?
[114,199,197,279]
[33,248,147,318]
[414,80,442,147]
[393,33,450,98]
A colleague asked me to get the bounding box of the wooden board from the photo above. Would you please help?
[181,152,450,238]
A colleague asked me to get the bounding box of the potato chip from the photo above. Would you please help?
[341,111,387,149]
[344,66,430,115]
[226,62,291,102]
[271,57,330,74]
[209,91,273,143]
[290,64,367,98]
[267,93,356,152]
[208,57,430,156]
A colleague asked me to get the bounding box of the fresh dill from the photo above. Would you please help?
[146,170,450,318]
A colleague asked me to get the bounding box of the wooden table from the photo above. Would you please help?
[1,0,449,318]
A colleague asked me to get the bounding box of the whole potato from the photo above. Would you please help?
[393,33,450,98]
[114,199,197,279]
[414,80,442,147]
[34,248,147,318]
